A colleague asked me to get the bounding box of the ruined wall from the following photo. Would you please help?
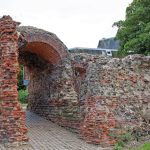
[0,15,150,148]
[17,23,81,131]
[0,16,80,147]
[71,54,150,146]
[0,16,28,146]
[19,50,81,132]
[0,16,81,148]
[45,56,81,131]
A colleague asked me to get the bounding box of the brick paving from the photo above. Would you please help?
[0,111,112,150]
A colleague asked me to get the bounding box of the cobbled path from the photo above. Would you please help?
[0,111,110,150]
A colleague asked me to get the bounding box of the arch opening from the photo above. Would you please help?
[0,16,80,147]
[20,42,61,65]
[18,50,54,112]
[17,26,68,114]
[17,30,80,135]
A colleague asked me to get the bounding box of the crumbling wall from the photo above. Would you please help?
[45,56,81,131]
[17,23,81,132]
[0,16,80,147]
[19,51,81,132]
[1,15,149,148]
[71,54,150,146]
[0,16,28,146]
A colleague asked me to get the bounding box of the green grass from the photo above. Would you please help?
[131,142,150,150]
[18,89,28,104]
[114,142,150,150]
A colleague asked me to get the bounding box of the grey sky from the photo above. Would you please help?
[0,0,133,48]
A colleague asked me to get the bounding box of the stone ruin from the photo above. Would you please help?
[0,16,150,147]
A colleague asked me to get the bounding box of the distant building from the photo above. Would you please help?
[97,37,120,56]
[69,47,118,57]
[97,37,120,49]
[69,47,107,55]
[69,38,120,57]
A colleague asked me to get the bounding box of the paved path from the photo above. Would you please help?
[0,111,111,150]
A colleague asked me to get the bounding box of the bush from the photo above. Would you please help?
[18,90,28,104]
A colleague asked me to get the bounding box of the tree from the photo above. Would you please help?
[114,0,150,56]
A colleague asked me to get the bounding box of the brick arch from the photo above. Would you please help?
[0,16,71,147]
[1,16,81,148]
[17,26,68,64]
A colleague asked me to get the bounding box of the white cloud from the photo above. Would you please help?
[0,0,133,48]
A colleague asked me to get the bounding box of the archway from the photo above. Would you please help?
[17,26,68,114]
[0,16,79,147]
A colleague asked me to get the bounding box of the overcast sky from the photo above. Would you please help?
[0,0,133,48]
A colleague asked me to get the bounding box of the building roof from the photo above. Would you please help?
[97,37,120,49]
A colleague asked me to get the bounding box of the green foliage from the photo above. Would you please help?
[114,0,150,56]
[122,132,132,142]
[18,90,28,104]
[114,132,132,150]
[114,141,124,150]
[18,65,26,90]
[114,132,150,150]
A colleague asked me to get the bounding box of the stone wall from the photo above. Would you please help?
[0,16,28,146]
[71,53,150,146]
[45,56,81,131]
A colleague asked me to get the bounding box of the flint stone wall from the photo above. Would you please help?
[71,53,150,146]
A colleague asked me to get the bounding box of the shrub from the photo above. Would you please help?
[18,90,28,104]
